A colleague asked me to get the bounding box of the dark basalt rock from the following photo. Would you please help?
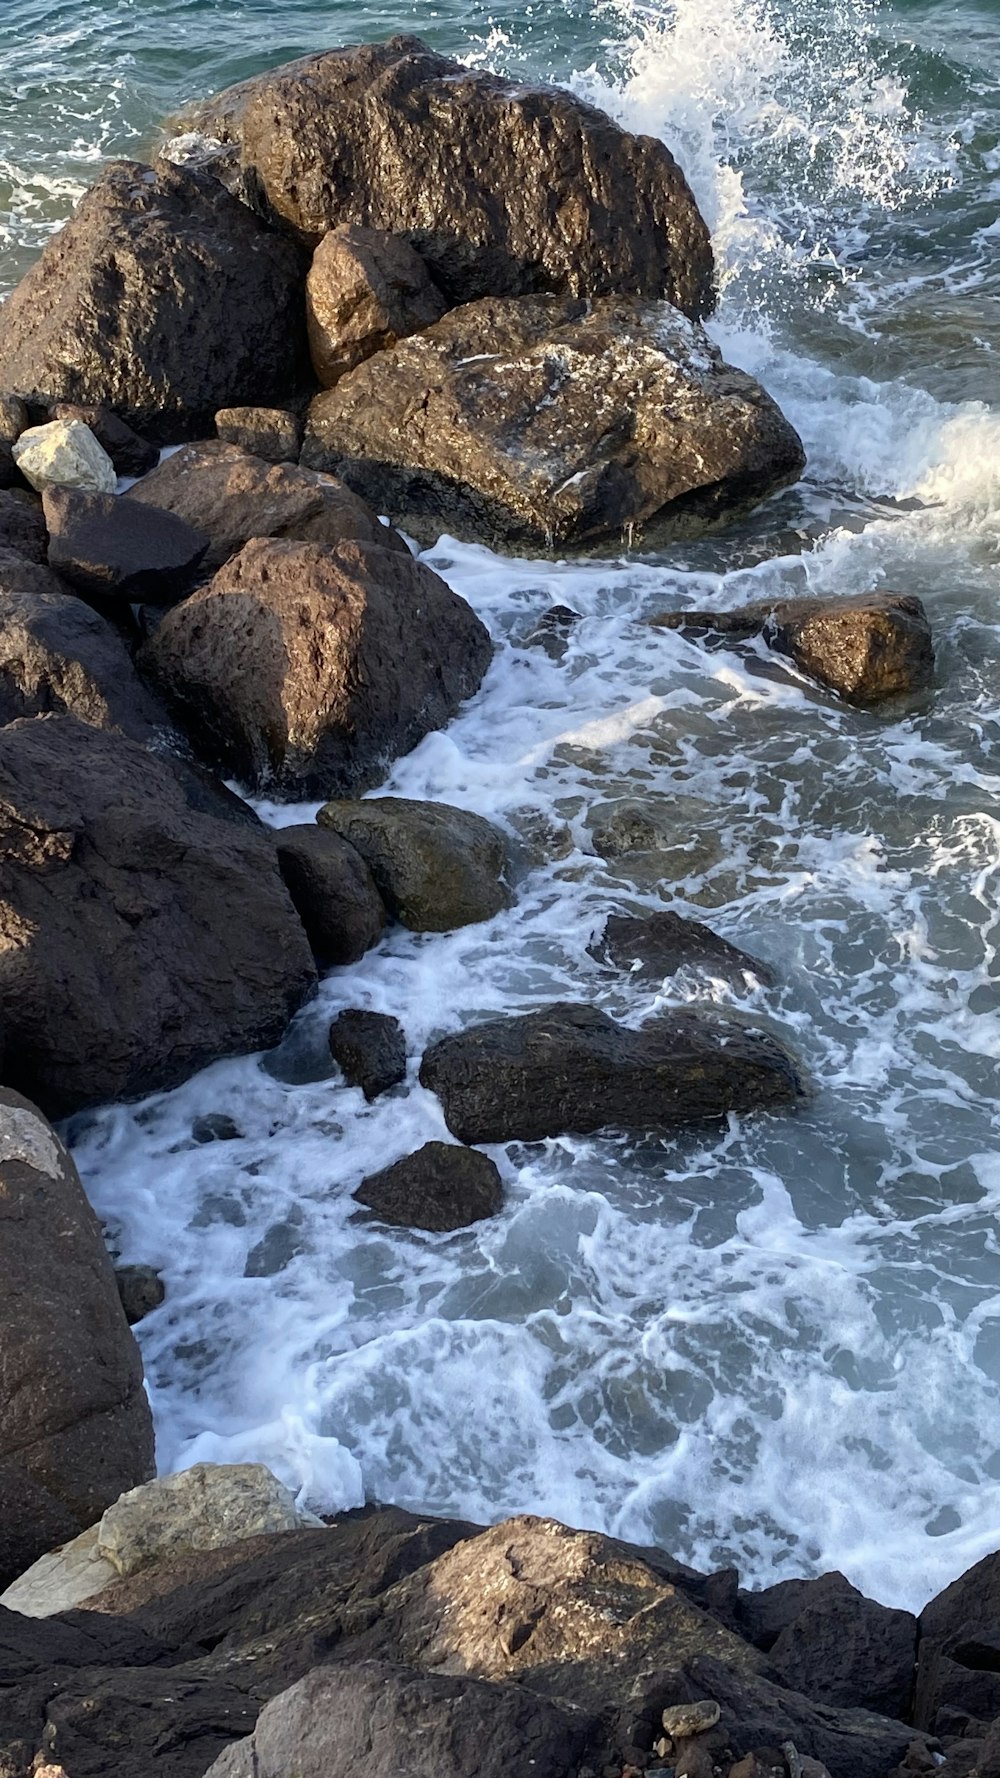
[50,402,159,477]
[215,406,302,464]
[329,1009,407,1100]
[302,294,805,550]
[915,1550,1000,1732]
[0,488,47,563]
[591,909,776,988]
[306,223,448,386]
[762,1576,917,1720]
[649,592,934,706]
[0,160,309,441]
[686,1654,916,1778]
[275,824,386,966]
[354,1140,503,1230]
[114,1263,166,1326]
[316,797,512,931]
[419,1002,804,1143]
[44,485,208,602]
[180,35,714,316]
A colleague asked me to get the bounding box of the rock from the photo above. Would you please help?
[0,1524,118,1619]
[354,1140,503,1231]
[13,418,117,494]
[591,910,776,988]
[126,439,409,572]
[274,823,386,965]
[684,1654,918,1778]
[142,539,493,797]
[50,403,158,477]
[0,489,48,563]
[662,1701,722,1737]
[329,1009,407,1100]
[97,1464,307,1578]
[244,1218,305,1277]
[0,552,175,743]
[301,294,805,550]
[306,224,447,387]
[0,392,29,445]
[202,1659,590,1778]
[316,798,512,931]
[524,604,582,660]
[766,1578,917,1720]
[0,1087,154,1590]
[114,1264,166,1326]
[915,1550,1000,1732]
[192,1113,243,1143]
[215,405,302,463]
[43,485,208,602]
[419,1002,804,1143]
[181,36,714,315]
[0,714,316,1116]
[649,592,934,706]
[0,161,309,440]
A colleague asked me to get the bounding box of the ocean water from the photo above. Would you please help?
[5,0,1000,1614]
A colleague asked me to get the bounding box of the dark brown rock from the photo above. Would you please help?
[302,294,804,550]
[419,1002,804,1143]
[0,714,316,1116]
[316,797,512,931]
[50,402,159,476]
[0,393,29,445]
[114,1264,166,1325]
[329,1009,406,1100]
[766,1578,916,1720]
[650,592,934,706]
[0,161,309,441]
[0,487,47,563]
[591,910,776,988]
[181,36,714,315]
[215,406,302,463]
[0,1087,155,1589]
[306,224,447,386]
[274,823,386,966]
[142,538,493,797]
[43,485,208,601]
[685,1654,919,1778]
[126,439,408,571]
[354,1140,502,1230]
[916,1551,1000,1732]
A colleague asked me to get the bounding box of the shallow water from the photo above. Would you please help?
[5,0,1000,1612]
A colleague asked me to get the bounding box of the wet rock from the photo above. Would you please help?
[50,403,158,477]
[301,294,804,550]
[766,1579,917,1721]
[0,713,316,1116]
[329,1009,407,1100]
[43,485,207,601]
[192,1113,242,1143]
[649,592,934,706]
[126,439,410,572]
[306,223,447,386]
[215,405,302,463]
[317,797,512,931]
[114,1264,166,1326]
[0,1086,154,1590]
[354,1140,503,1231]
[274,824,386,967]
[419,1002,804,1143]
[13,418,116,494]
[524,604,582,660]
[142,538,492,797]
[0,161,309,440]
[590,910,776,988]
[244,1218,305,1277]
[181,36,714,315]
[0,490,50,564]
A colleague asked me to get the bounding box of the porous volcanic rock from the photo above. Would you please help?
[766,1578,917,1721]
[274,823,386,966]
[0,1086,154,1590]
[302,294,805,549]
[50,403,159,477]
[180,35,714,315]
[126,439,408,571]
[44,485,207,601]
[354,1141,503,1231]
[419,1002,804,1142]
[329,1009,407,1100]
[142,538,493,797]
[591,909,776,988]
[0,489,47,563]
[316,797,512,930]
[215,406,302,463]
[0,714,316,1115]
[915,1548,1000,1732]
[306,223,448,386]
[0,160,309,440]
[649,592,934,706]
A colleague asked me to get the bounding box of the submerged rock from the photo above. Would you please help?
[354,1141,503,1231]
[302,294,804,550]
[274,823,386,966]
[306,223,447,386]
[591,910,776,988]
[13,418,116,494]
[316,797,512,930]
[181,35,714,315]
[44,484,208,602]
[215,405,302,464]
[329,1009,407,1101]
[419,1002,804,1142]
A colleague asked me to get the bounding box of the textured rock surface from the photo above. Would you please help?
[97,1465,307,1578]
[50,403,158,477]
[302,294,805,548]
[686,1655,915,1778]
[181,35,714,314]
[126,439,408,571]
[0,1087,154,1590]
[13,418,116,493]
[420,1002,804,1142]
[0,161,309,440]
[766,1578,917,1720]
[591,909,776,988]
[142,538,493,797]
[306,223,447,385]
[0,489,47,563]
[274,823,386,965]
[114,1264,166,1326]
[355,1140,503,1231]
[915,1549,1000,1732]
[0,714,316,1115]
[329,1009,407,1100]
[44,485,207,601]
[316,797,512,930]
[0,1525,116,1618]
[215,405,302,463]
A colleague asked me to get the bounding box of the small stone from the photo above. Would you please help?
[354,1141,504,1233]
[114,1263,165,1325]
[216,405,302,464]
[244,1217,305,1277]
[523,604,581,660]
[192,1112,242,1143]
[13,419,117,494]
[662,1703,721,1737]
[329,1009,407,1101]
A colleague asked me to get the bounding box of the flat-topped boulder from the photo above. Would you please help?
[44,485,208,602]
[302,294,805,549]
[179,35,714,316]
[0,161,309,441]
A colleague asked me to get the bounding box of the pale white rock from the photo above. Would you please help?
[12,418,117,494]
[0,1525,116,1619]
[96,1461,312,1575]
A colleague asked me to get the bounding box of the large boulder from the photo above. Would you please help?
[0,1087,154,1590]
[754,1574,917,1720]
[685,1655,916,1778]
[0,161,309,441]
[915,1550,1000,1732]
[306,223,448,386]
[419,1002,804,1142]
[317,797,512,930]
[126,439,408,571]
[43,485,208,602]
[141,539,494,797]
[301,294,805,549]
[0,714,316,1115]
[274,823,386,965]
[354,1141,503,1231]
[180,35,714,315]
